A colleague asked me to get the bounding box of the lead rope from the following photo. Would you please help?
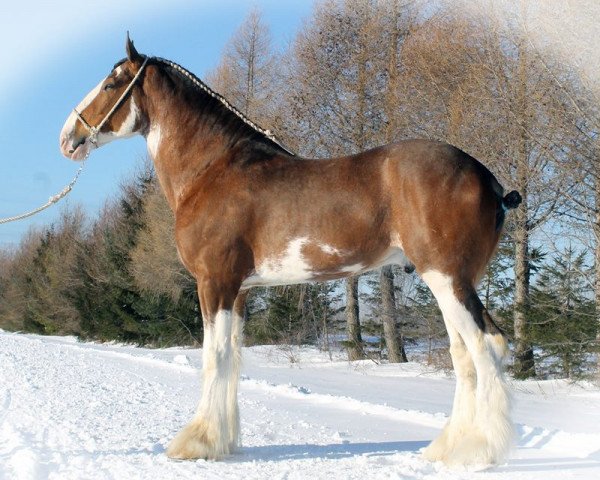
[0,161,86,224]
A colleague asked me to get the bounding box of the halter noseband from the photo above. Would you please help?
[73,56,149,147]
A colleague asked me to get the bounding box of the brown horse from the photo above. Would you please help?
[60,36,521,467]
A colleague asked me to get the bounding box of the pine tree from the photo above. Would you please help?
[529,246,596,378]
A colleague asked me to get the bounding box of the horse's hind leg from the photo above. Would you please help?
[167,281,238,460]
[421,270,512,467]
[422,322,476,462]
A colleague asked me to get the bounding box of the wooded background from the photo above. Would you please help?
[1,0,598,380]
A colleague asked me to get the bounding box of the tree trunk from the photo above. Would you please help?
[595,171,600,378]
[512,34,535,379]
[379,6,408,364]
[345,276,364,360]
[380,266,407,363]
[343,12,371,363]
[512,138,535,377]
[513,208,535,378]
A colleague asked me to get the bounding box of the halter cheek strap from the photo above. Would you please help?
[73,56,149,146]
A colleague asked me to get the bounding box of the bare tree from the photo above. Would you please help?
[130,181,196,303]
[206,7,279,126]
[283,0,391,360]
[376,0,419,362]
[279,0,426,361]
[398,2,583,376]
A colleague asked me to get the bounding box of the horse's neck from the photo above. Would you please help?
[143,83,232,211]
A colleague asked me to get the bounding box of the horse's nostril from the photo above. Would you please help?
[71,137,86,153]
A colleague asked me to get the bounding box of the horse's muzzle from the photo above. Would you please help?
[60,134,90,161]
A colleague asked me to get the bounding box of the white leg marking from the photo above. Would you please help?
[423,324,476,463]
[421,270,512,467]
[228,309,244,450]
[167,310,235,460]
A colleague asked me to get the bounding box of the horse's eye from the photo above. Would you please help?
[104,83,115,91]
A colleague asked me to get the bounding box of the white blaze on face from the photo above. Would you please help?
[61,80,104,136]
[59,79,105,159]
[59,68,140,159]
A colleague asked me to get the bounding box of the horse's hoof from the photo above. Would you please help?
[166,420,228,460]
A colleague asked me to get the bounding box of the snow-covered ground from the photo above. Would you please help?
[0,330,599,480]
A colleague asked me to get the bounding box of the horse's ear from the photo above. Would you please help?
[125,32,142,63]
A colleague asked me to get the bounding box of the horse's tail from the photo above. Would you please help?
[494,189,522,231]
[502,190,522,210]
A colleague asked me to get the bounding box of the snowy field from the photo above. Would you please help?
[0,329,599,480]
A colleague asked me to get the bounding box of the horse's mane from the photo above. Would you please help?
[145,56,294,156]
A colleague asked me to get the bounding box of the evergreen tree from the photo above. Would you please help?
[245,283,338,346]
[529,246,596,378]
[74,167,199,346]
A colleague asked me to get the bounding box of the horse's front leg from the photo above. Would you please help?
[167,281,241,460]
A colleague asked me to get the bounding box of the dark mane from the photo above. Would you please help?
[148,56,294,157]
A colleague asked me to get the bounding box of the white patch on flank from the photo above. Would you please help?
[420,270,512,466]
[319,244,342,256]
[339,263,365,274]
[146,124,162,160]
[242,237,314,288]
[339,247,412,277]
[241,237,414,289]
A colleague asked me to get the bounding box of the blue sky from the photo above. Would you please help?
[0,0,313,246]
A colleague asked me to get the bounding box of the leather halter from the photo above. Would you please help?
[73,56,149,146]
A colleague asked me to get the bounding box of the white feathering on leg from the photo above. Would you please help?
[167,310,234,460]
[421,270,513,467]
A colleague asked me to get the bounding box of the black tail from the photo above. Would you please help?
[502,190,522,210]
[495,190,522,231]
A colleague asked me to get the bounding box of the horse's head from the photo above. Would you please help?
[60,35,148,161]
